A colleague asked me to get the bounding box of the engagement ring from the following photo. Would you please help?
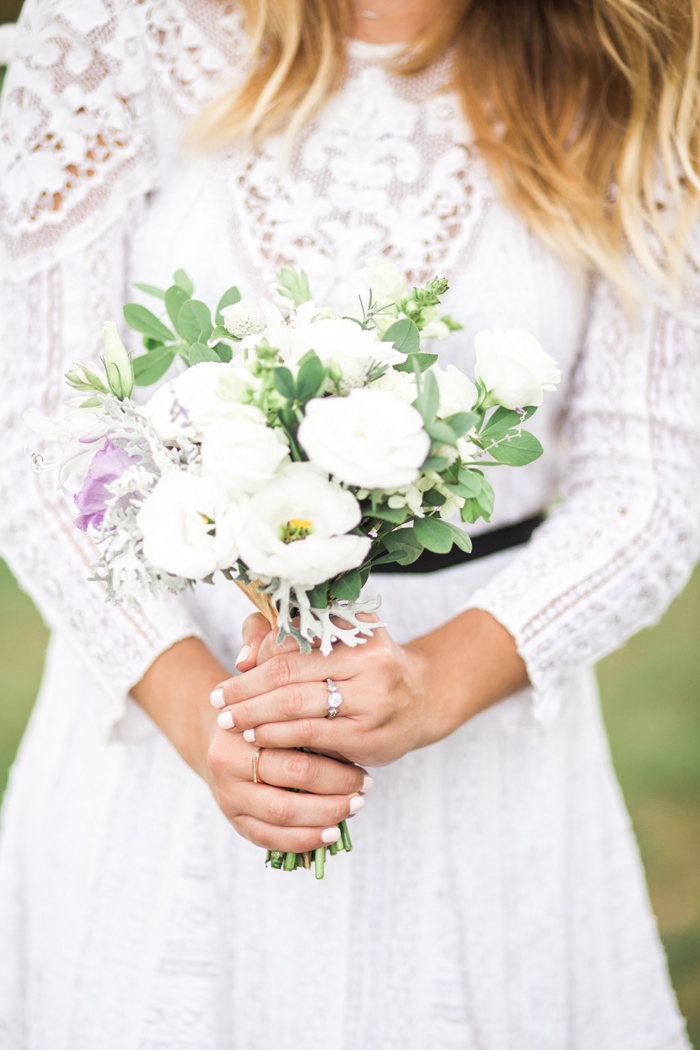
[326,678,343,719]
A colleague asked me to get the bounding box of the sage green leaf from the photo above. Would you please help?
[370,505,410,524]
[382,318,420,355]
[212,342,232,363]
[188,342,220,365]
[444,522,472,553]
[173,268,194,296]
[296,352,326,402]
[306,583,329,609]
[123,304,175,343]
[132,282,166,300]
[413,369,440,424]
[444,469,483,499]
[476,476,495,515]
[489,431,543,465]
[210,324,230,341]
[164,285,189,333]
[423,489,446,507]
[273,367,297,401]
[133,347,175,386]
[446,411,480,436]
[331,569,363,602]
[480,407,522,442]
[461,498,489,524]
[142,336,161,351]
[383,528,424,564]
[215,286,241,325]
[394,352,438,374]
[413,516,454,553]
[422,455,450,472]
[178,300,213,344]
[425,420,457,447]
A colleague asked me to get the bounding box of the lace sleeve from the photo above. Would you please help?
[0,0,204,738]
[466,276,700,720]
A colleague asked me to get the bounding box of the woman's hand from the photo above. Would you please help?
[212,606,530,769]
[131,637,371,852]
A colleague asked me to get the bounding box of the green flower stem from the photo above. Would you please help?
[314,847,326,880]
[284,851,297,871]
[339,820,353,851]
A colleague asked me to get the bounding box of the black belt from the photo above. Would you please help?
[374,513,544,574]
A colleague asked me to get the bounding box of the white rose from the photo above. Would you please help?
[298,388,430,490]
[220,299,267,338]
[145,361,256,441]
[201,410,289,495]
[366,256,407,308]
[433,364,477,417]
[474,322,561,409]
[369,366,418,403]
[421,319,451,341]
[236,463,371,587]
[138,472,240,579]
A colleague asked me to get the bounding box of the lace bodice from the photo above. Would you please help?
[1,0,699,726]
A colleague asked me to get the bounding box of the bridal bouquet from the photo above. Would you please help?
[27,259,560,877]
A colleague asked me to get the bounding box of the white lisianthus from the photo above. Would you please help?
[366,256,407,309]
[145,361,256,441]
[369,366,418,403]
[475,322,561,409]
[236,463,371,587]
[433,364,478,417]
[298,388,430,490]
[220,299,267,338]
[201,409,289,495]
[138,472,240,579]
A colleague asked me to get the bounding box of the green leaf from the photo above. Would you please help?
[413,516,454,554]
[413,369,440,424]
[212,342,232,363]
[173,268,194,296]
[188,342,220,364]
[306,583,329,609]
[394,352,438,374]
[422,455,450,472]
[423,489,446,507]
[446,411,479,436]
[444,521,472,553]
[277,267,312,306]
[210,324,230,341]
[215,286,241,325]
[370,505,410,524]
[488,430,543,466]
[273,367,297,401]
[331,569,363,602]
[178,300,213,344]
[133,347,175,386]
[460,499,485,524]
[123,304,175,343]
[382,318,420,355]
[164,285,190,334]
[296,352,326,402]
[132,282,165,300]
[142,336,162,351]
[425,420,457,447]
[480,407,522,442]
[444,469,483,499]
[476,476,495,516]
[382,528,424,565]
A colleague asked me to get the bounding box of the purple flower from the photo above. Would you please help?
[73,440,133,531]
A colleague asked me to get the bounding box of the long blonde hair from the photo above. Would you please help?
[191,0,700,293]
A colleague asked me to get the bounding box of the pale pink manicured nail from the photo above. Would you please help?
[243,728,256,743]
[321,827,341,844]
[210,687,226,709]
[236,645,252,667]
[362,776,374,793]
[217,710,235,730]
[349,794,365,814]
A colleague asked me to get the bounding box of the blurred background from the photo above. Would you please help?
[0,0,698,1043]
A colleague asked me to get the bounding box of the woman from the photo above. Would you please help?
[0,0,698,1045]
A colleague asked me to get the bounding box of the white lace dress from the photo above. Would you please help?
[0,2,699,1048]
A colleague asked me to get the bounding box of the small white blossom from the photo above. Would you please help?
[201,409,289,496]
[220,299,267,338]
[475,322,561,409]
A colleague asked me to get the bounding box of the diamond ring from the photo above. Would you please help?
[326,678,343,719]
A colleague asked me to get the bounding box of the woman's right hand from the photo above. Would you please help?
[131,636,370,853]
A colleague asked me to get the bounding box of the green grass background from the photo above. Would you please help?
[0,558,698,1044]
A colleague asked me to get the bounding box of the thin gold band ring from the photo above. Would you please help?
[252,746,265,784]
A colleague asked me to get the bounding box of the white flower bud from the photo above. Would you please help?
[102,322,134,400]
[220,299,267,339]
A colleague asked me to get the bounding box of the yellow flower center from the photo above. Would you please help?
[280,518,313,543]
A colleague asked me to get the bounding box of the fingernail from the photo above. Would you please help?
[321,827,341,844]
[236,645,252,667]
[349,794,365,814]
[217,710,235,730]
[210,687,226,709]
[243,728,256,743]
[362,775,374,793]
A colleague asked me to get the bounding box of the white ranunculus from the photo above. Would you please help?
[366,256,407,308]
[236,463,371,587]
[220,299,267,339]
[475,322,561,409]
[298,388,430,490]
[138,472,240,579]
[144,361,257,442]
[433,364,477,418]
[255,299,407,373]
[201,410,289,495]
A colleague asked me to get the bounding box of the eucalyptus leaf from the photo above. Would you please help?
[413,516,454,554]
[480,407,522,442]
[444,522,472,553]
[188,342,220,364]
[488,430,543,465]
[212,342,232,363]
[273,367,296,401]
[296,352,326,402]
[444,469,483,499]
[413,369,440,424]
[382,318,420,355]
[123,304,175,343]
[382,528,424,565]
[178,300,213,344]
[132,282,166,300]
[215,285,241,325]
[446,411,480,436]
[476,476,495,516]
[133,347,175,386]
[422,455,450,472]
[425,420,457,447]
[394,352,438,374]
[423,489,446,507]
[306,582,329,609]
[164,285,190,333]
[173,268,194,296]
[370,505,410,524]
[331,569,363,602]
